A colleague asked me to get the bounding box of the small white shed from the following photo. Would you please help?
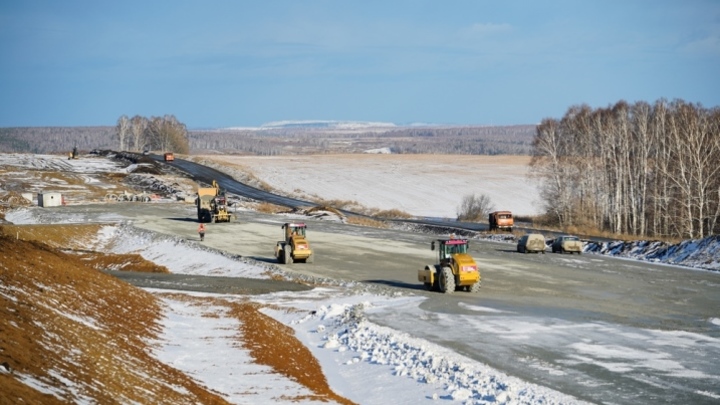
[38,192,64,207]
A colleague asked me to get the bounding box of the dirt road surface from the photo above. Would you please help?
[21,201,720,405]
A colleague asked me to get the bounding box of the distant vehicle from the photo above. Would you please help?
[517,233,546,254]
[68,146,78,160]
[164,152,175,161]
[489,211,514,232]
[142,149,150,155]
[551,235,583,254]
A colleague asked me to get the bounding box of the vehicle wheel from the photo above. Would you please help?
[277,249,285,264]
[439,267,455,294]
[469,281,481,293]
[424,283,433,291]
[541,250,545,254]
[306,253,314,263]
[284,247,293,264]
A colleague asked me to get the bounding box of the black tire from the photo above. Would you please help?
[306,253,314,263]
[439,267,455,294]
[284,246,293,264]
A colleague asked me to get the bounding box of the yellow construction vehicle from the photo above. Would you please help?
[275,223,313,264]
[417,237,481,294]
[196,180,235,223]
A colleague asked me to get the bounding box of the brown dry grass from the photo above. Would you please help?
[0,226,353,405]
[229,302,356,405]
[256,201,290,214]
[346,216,388,228]
[371,208,413,219]
[0,234,229,404]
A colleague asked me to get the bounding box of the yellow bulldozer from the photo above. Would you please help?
[417,237,481,294]
[275,223,314,264]
[196,180,235,223]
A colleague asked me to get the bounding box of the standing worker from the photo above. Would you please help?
[198,223,206,241]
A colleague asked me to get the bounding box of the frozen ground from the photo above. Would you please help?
[3,153,720,404]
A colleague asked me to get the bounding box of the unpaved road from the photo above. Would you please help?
[30,202,720,405]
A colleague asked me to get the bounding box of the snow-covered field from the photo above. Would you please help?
[3,153,720,404]
[205,154,542,218]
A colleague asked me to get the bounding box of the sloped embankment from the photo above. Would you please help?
[0,232,229,404]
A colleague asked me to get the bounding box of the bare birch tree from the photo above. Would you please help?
[130,115,148,152]
[530,98,720,238]
[116,115,130,151]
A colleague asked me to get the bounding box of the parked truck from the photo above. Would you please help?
[488,210,514,232]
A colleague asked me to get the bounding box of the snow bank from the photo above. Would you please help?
[585,235,720,271]
[264,295,590,405]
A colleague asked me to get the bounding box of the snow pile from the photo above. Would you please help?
[585,235,720,271]
[97,224,272,278]
[280,298,588,405]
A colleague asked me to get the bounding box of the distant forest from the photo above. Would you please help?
[0,124,536,155]
[531,99,720,239]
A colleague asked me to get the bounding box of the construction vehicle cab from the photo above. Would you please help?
[275,223,314,264]
[418,237,481,294]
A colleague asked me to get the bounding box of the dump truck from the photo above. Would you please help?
[489,210,514,232]
[418,237,481,294]
[275,223,314,264]
[196,180,235,223]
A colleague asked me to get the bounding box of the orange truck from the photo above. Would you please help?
[488,211,514,232]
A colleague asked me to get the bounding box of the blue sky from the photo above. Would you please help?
[1,1,718,128]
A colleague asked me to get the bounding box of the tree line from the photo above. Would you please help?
[115,115,190,154]
[0,127,116,154]
[1,123,534,156]
[189,125,535,155]
[531,99,720,239]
